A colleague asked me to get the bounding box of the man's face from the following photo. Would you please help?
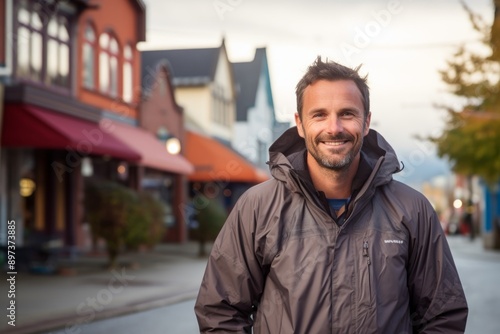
[295,79,371,172]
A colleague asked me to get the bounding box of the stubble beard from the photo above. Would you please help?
[308,133,364,172]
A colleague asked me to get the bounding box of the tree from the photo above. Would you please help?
[84,180,166,268]
[430,0,500,185]
[190,194,227,257]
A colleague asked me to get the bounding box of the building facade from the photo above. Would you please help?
[0,0,143,252]
[0,0,193,259]
[140,60,193,242]
[232,47,290,172]
[141,40,269,213]
[141,39,236,142]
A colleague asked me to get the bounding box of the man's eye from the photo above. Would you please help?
[340,111,354,117]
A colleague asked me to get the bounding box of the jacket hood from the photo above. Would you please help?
[268,126,402,190]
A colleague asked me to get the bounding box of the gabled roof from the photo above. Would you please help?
[232,48,274,121]
[141,46,221,87]
[185,131,268,183]
[131,0,146,42]
[139,59,184,115]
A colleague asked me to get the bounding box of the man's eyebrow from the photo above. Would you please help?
[306,106,362,114]
[306,107,327,114]
[338,107,361,113]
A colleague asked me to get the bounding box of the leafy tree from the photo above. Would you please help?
[190,194,227,257]
[430,0,500,184]
[84,180,166,268]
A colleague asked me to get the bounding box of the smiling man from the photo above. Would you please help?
[296,78,370,206]
[195,57,468,333]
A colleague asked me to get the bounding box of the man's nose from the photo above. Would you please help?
[326,115,343,134]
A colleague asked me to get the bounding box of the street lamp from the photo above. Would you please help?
[166,137,181,155]
[157,127,181,155]
[453,199,463,209]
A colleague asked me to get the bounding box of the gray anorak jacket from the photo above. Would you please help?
[195,127,468,333]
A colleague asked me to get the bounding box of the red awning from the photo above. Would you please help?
[102,120,194,175]
[185,131,269,183]
[1,103,141,161]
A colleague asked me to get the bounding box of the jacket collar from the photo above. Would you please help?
[268,126,401,192]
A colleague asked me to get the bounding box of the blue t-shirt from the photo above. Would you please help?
[327,198,349,212]
[327,198,350,225]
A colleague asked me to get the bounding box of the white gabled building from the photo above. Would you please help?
[232,48,290,171]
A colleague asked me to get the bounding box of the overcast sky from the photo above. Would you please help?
[139,0,493,186]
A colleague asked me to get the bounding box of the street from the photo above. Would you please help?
[44,236,500,334]
[448,236,500,334]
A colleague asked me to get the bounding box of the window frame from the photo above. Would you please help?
[82,21,97,90]
[13,0,73,92]
[122,42,133,103]
[98,30,120,98]
[46,15,70,87]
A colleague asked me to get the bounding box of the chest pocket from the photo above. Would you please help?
[355,229,409,310]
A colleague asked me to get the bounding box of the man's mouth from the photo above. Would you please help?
[321,140,348,147]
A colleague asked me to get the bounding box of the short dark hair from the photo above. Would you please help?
[295,56,370,119]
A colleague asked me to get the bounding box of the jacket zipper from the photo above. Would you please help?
[337,156,385,232]
[363,241,373,306]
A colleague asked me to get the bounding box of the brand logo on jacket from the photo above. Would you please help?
[384,239,403,244]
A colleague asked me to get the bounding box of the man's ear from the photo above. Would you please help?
[295,113,305,138]
[364,112,371,136]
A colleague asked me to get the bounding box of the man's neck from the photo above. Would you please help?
[307,154,360,199]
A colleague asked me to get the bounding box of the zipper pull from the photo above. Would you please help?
[363,241,371,265]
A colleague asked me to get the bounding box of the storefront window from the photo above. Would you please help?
[4,149,37,246]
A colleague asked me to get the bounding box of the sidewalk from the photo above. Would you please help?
[2,236,497,334]
[1,242,211,334]
[446,234,500,261]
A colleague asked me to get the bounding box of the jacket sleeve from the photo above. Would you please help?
[194,195,265,333]
[406,199,468,333]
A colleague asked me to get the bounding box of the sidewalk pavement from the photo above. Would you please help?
[1,242,211,334]
[446,234,500,262]
[2,236,498,334]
